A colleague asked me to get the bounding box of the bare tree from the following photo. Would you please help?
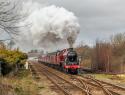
[0,1,27,41]
[110,33,125,56]
[110,33,125,47]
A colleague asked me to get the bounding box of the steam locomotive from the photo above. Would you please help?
[38,48,80,74]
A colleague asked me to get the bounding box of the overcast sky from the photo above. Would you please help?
[33,0,125,46]
[2,0,125,49]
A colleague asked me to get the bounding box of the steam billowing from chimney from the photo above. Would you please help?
[17,1,80,51]
[67,37,75,48]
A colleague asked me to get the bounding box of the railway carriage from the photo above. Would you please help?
[38,48,80,74]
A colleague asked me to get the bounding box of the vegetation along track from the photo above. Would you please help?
[29,61,125,95]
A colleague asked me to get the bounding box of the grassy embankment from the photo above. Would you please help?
[0,69,39,95]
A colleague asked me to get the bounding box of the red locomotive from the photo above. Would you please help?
[38,48,80,74]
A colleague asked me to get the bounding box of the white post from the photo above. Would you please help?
[25,61,29,69]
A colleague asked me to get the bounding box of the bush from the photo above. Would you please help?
[0,49,27,75]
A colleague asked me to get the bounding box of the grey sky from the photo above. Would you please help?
[35,0,125,45]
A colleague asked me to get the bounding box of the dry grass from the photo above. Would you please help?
[0,70,38,95]
[0,69,58,95]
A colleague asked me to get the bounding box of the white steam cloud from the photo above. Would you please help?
[16,1,80,51]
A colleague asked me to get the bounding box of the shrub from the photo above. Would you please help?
[0,49,27,75]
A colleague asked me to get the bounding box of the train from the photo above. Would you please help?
[38,48,80,74]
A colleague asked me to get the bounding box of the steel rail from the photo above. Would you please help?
[42,70,72,95]
[79,76,122,95]
[71,75,91,95]
[83,76,125,90]
[39,65,89,95]
[29,61,123,95]
[35,62,92,95]
[31,62,74,95]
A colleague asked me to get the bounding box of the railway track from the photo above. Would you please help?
[30,61,125,95]
[30,61,93,95]
[75,75,125,95]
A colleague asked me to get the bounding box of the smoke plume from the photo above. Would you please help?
[16,1,80,51]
